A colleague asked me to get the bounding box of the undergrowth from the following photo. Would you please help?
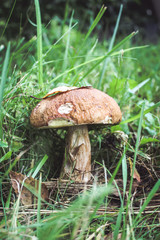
[0,1,160,240]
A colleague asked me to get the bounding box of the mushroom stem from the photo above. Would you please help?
[62,125,91,182]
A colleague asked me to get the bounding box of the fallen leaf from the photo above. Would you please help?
[42,86,92,99]
[10,171,48,207]
[43,86,78,98]
[128,157,141,182]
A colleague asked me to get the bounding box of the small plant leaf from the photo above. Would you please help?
[0,140,8,148]
[140,137,160,145]
[0,151,12,163]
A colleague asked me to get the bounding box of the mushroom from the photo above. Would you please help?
[30,86,122,182]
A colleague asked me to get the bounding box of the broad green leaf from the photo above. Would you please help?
[140,137,160,145]
[0,140,8,148]
[0,151,12,163]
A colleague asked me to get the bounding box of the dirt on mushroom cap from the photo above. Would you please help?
[30,87,122,128]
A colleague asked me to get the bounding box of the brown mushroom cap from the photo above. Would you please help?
[30,87,122,128]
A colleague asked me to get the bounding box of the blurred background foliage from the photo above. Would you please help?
[0,0,159,43]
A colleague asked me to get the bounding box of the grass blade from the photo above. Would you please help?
[129,102,145,197]
[0,42,11,140]
[13,36,37,57]
[44,22,78,58]
[62,11,74,73]
[83,5,107,45]
[121,101,160,124]
[124,102,145,235]
[34,0,43,88]
[49,33,141,85]
[134,180,160,224]
[37,184,112,239]
[37,172,42,238]
[97,4,123,89]
[0,0,16,39]
[113,206,123,240]
[122,148,127,197]
[0,151,12,163]
[31,154,48,178]
[129,78,150,94]
[109,4,123,52]
[113,149,127,240]
[0,187,12,228]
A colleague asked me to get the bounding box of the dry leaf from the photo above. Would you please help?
[42,86,92,99]
[42,86,78,98]
[128,157,141,182]
[10,171,48,207]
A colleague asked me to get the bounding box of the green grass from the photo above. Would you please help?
[98,4,123,89]
[0,1,160,239]
[34,0,44,89]
[0,42,11,140]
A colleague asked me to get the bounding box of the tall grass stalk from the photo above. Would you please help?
[50,32,141,84]
[34,0,43,88]
[96,150,127,203]
[122,147,127,198]
[0,0,16,39]
[82,5,107,45]
[95,153,128,240]
[0,42,10,140]
[12,36,37,59]
[61,0,69,34]
[37,172,42,238]
[112,148,127,240]
[0,182,6,228]
[62,11,74,73]
[97,4,123,89]
[59,4,107,85]
[44,22,78,59]
[123,102,145,239]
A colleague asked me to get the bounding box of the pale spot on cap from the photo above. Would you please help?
[102,115,112,124]
[58,103,73,114]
